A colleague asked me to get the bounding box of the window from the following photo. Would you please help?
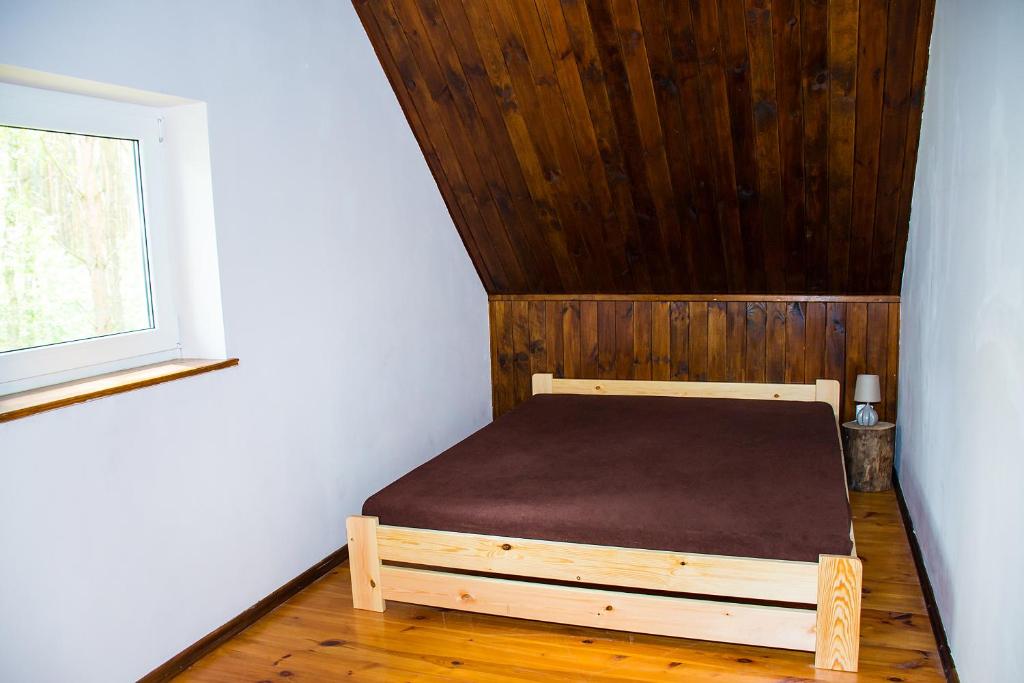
[1,82,180,394]
[1,127,155,350]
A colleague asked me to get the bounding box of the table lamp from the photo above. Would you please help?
[854,374,881,426]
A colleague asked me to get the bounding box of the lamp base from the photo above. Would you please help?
[855,403,879,426]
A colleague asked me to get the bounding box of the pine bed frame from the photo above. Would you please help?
[347,374,862,672]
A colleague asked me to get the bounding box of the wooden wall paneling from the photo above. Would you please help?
[844,303,868,420]
[688,302,708,382]
[614,301,634,379]
[725,301,747,382]
[562,301,582,378]
[885,303,900,423]
[597,301,617,378]
[357,0,935,295]
[707,301,728,381]
[865,302,889,421]
[632,301,653,380]
[511,300,532,405]
[826,0,859,292]
[825,302,848,416]
[804,301,828,384]
[528,301,548,379]
[490,297,898,423]
[870,0,923,292]
[669,301,689,380]
[544,300,564,377]
[489,299,514,416]
[651,302,671,380]
[766,301,787,383]
[784,302,806,384]
[580,301,600,378]
[744,302,768,383]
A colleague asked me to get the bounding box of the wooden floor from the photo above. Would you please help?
[179,490,944,682]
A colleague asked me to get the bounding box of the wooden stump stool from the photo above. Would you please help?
[841,422,895,492]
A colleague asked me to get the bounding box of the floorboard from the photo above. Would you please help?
[178,490,944,681]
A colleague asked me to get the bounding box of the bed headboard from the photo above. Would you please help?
[532,374,841,420]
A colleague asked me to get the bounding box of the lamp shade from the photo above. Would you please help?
[854,374,881,403]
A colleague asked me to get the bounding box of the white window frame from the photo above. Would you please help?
[0,83,181,394]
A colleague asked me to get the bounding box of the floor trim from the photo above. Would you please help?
[893,477,959,683]
[139,545,348,682]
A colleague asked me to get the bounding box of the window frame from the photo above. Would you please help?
[0,83,180,395]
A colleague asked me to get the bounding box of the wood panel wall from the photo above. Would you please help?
[354,0,936,295]
[490,295,899,423]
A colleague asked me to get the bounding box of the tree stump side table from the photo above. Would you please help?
[841,421,895,492]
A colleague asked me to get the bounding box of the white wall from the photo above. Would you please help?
[898,1,1024,681]
[0,2,491,680]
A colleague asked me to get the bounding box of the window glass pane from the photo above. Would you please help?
[0,125,154,353]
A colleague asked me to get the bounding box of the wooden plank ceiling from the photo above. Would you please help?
[354,0,935,295]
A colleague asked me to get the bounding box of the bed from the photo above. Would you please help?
[347,375,862,672]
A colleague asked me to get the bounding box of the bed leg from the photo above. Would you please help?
[814,554,862,671]
[346,515,385,612]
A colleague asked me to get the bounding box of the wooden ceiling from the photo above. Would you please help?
[354,0,935,295]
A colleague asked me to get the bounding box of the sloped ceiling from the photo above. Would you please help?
[354,0,935,295]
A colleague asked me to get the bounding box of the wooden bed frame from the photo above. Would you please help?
[347,375,862,672]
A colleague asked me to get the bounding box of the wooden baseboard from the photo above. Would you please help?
[893,477,959,683]
[139,545,348,682]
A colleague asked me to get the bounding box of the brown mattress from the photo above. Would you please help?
[363,393,852,562]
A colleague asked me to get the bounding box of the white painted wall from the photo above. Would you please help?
[898,1,1024,680]
[0,2,491,680]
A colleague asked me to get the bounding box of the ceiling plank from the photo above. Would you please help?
[744,0,788,293]
[353,0,934,296]
[870,0,922,293]
[826,0,859,292]
[771,0,807,292]
[354,0,496,291]
[849,0,889,293]
[891,0,937,293]
[717,0,768,293]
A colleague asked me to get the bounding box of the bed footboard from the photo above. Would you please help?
[345,516,862,672]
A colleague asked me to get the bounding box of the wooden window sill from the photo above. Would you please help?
[0,358,239,424]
